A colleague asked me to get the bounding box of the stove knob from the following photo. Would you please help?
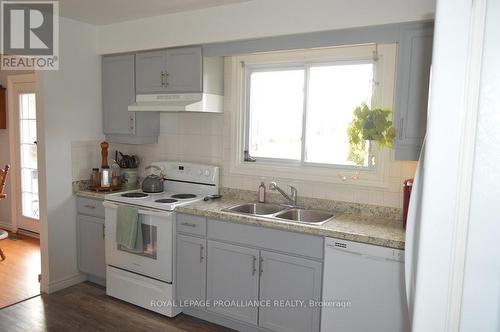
[204,169,211,177]
[197,169,203,177]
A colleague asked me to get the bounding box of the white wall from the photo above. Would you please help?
[97,0,436,54]
[38,17,101,291]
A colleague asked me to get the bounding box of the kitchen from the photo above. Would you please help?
[0,0,499,332]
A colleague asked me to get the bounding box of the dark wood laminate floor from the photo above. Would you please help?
[0,232,40,308]
[0,282,234,332]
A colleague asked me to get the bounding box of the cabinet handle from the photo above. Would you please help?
[259,257,263,276]
[200,245,204,263]
[84,204,95,209]
[252,256,257,275]
[102,224,105,239]
[160,70,165,87]
[180,222,197,228]
[164,71,169,86]
[399,118,404,140]
[129,114,135,132]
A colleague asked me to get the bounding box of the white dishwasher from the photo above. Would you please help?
[321,238,410,332]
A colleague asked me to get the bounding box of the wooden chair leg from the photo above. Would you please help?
[0,247,5,261]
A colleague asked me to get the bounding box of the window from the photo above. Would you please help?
[246,60,374,167]
[230,44,397,186]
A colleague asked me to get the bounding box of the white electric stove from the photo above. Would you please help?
[103,161,219,317]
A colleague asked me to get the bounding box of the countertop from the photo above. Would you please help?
[75,188,135,200]
[75,189,406,250]
[176,197,406,250]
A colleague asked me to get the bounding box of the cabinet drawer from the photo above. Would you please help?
[177,214,206,236]
[207,219,323,260]
[77,197,105,218]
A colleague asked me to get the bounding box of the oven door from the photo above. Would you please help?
[104,201,173,283]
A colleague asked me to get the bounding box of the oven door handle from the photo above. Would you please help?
[103,201,172,218]
[138,208,172,218]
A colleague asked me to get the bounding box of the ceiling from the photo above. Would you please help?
[58,0,251,25]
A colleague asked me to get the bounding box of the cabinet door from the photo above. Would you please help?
[102,54,135,135]
[259,251,322,332]
[176,235,206,304]
[394,25,434,160]
[165,47,203,93]
[77,214,106,279]
[206,240,259,325]
[135,50,167,94]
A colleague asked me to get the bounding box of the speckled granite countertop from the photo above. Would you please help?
[75,189,125,200]
[176,197,406,250]
[75,185,406,250]
[73,180,138,200]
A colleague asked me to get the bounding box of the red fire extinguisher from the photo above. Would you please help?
[403,179,414,229]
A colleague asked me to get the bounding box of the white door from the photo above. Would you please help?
[10,77,39,233]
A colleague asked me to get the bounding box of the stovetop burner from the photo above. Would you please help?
[155,198,178,204]
[171,193,197,199]
[121,192,149,198]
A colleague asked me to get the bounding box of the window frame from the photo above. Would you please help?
[244,59,376,169]
[228,44,397,187]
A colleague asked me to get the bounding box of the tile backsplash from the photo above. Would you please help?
[71,110,416,208]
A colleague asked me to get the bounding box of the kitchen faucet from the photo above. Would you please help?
[269,182,298,206]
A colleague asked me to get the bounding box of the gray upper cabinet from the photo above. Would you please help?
[102,54,135,136]
[135,46,203,94]
[258,251,322,332]
[176,234,206,304]
[165,47,203,93]
[206,240,260,325]
[394,25,434,160]
[102,54,160,144]
[135,50,166,94]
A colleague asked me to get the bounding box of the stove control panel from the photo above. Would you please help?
[151,161,219,186]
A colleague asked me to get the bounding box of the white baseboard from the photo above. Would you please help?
[0,221,14,232]
[46,273,86,294]
[17,228,40,239]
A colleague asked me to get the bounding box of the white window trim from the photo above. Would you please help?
[227,43,397,187]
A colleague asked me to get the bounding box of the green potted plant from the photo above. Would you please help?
[347,103,396,166]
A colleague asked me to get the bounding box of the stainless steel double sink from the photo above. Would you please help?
[222,202,335,225]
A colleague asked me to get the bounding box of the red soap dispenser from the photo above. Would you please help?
[258,181,266,203]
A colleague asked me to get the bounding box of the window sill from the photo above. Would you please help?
[229,154,391,188]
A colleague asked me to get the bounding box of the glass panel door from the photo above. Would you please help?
[19,93,39,220]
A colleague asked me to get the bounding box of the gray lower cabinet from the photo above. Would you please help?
[176,216,322,332]
[77,214,105,279]
[394,24,434,160]
[259,251,322,332]
[135,46,202,94]
[102,54,160,144]
[206,240,260,325]
[176,234,206,304]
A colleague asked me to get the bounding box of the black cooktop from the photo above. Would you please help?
[171,193,197,199]
[121,192,149,198]
[155,198,178,204]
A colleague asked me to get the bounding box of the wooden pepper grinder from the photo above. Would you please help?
[100,141,111,187]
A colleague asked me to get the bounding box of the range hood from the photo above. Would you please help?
[128,56,224,113]
[128,93,223,113]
